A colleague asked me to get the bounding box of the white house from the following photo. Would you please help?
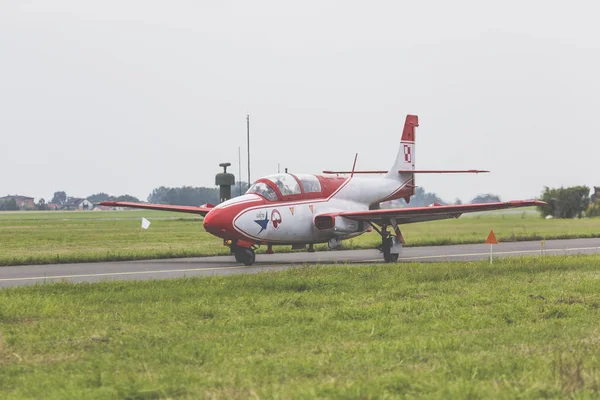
[62,198,95,211]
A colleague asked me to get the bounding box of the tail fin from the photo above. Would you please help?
[386,114,418,180]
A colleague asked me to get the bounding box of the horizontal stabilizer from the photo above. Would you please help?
[323,169,489,174]
[398,169,490,174]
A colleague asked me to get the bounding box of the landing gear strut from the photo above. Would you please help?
[381,234,399,263]
[372,221,403,263]
[234,246,255,266]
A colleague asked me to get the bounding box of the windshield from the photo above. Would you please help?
[264,174,301,196]
[246,182,278,201]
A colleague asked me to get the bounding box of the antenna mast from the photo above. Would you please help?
[246,115,251,188]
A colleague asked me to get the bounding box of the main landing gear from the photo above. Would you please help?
[372,220,405,263]
[381,234,399,263]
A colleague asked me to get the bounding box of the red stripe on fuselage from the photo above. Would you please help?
[378,178,414,203]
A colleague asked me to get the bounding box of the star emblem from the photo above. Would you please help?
[254,211,269,234]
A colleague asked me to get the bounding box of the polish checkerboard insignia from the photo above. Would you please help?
[404,145,411,163]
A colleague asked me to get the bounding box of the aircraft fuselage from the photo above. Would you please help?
[203,174,414,245]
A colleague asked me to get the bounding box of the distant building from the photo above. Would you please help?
[47,203,61,211]
[62,198,94,211]
[0,195,35,210]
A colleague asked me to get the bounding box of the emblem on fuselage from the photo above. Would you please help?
[254,210,269,234]
[271,209,282,228]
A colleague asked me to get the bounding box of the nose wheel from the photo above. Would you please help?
[234,247,256,266]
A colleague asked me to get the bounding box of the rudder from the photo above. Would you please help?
[386,114,418,180]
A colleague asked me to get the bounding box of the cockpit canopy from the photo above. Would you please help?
[246,182,278,201]
[295,174,322,193]
[246,173,322,201]
[265,173,301,196]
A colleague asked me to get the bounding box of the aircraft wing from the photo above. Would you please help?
[99,201,213,216]
[328,200,545,225]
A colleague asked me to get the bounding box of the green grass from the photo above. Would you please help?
[1,255,600,398]
[1,208,599,266]
[0,210,222,266]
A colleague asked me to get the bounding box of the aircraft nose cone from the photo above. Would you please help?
[203,208,231,238]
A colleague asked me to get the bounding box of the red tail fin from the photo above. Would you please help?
[402,115,419,142]
[387,114,418,181]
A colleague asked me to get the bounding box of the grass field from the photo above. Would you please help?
[1,255,600,398]
[1,208,599,266]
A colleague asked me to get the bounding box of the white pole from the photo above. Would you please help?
[490,243,493,264]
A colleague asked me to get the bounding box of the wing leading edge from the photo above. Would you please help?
[99,201,213,216]
[326,200,545,225]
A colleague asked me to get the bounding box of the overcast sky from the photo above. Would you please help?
[1,1,598,203]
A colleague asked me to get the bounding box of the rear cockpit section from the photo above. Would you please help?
[294,174,322,193]
[265,174,302,196]
[245,173,326,201]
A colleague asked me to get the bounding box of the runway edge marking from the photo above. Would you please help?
[0,265,251,282]
[398,246,600,261]
[1,245,598,283]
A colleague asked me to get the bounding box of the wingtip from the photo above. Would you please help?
[507,200,547,206]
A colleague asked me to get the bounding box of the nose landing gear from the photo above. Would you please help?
[234,247,256,265]
[230,240,257,266]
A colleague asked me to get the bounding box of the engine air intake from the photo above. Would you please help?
[314,215,335,230]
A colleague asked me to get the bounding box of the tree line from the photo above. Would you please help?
[397,187,501,207]
[537,186,598,218]
[0,198,19,211]
[48,191,141,206]
[6,183,599,219]
[0,185,506,211]
[35,183,250,210]
[147,182,249,206]
[409,186,600,219]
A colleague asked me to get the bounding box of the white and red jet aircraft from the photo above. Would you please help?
[102,115,544,266]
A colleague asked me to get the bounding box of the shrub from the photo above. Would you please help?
[538,186,590,218]
[588,203,600,218]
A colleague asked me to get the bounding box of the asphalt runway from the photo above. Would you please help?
[1,238,599,288]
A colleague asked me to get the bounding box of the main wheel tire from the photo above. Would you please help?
[382,237,392,262]
[234,249,243,263]
[234,247,255,266]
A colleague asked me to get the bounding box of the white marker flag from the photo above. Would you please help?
[141,217,151,230]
